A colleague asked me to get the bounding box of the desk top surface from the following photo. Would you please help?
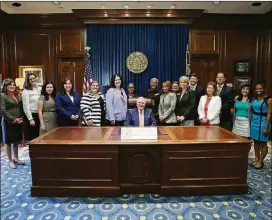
[29,126,251,145]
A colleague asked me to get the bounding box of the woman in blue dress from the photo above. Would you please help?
[250,81,271,169]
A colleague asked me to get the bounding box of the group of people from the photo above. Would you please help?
[0,71,271,170]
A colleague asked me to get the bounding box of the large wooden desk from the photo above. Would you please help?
[29,126,251,197]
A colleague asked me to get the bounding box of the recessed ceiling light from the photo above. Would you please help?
[104,13,108,17]
[52,1,61,5]
[147,5,152,9]
[100,4,105,9]
[146,13,151,16]
[125,13,129,17]
[167,13,171,17]
[251,2,262,7]
[212,1,221,5]
[169,4,176,9]
[124,5,130,9]
[12,2,22,7]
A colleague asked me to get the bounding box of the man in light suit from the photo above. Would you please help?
[125,97,157,126]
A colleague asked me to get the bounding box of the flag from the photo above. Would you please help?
[185,44,191,76]
[83,46,93,94]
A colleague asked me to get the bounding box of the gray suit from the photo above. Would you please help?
[159,92,177,124]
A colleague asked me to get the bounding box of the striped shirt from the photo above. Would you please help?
[80,92,105,126]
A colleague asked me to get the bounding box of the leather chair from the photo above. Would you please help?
[127,97,154,110]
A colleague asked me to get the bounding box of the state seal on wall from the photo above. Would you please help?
[126,51,148,74]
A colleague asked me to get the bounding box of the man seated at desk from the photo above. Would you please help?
[125,97,157,126]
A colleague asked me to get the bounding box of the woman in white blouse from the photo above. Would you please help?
[22,73,41,141]
[198,82,222,125]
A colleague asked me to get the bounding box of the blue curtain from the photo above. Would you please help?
[87,24,188,95]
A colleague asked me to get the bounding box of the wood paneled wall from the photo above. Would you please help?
[190,28,272,95]
[1,11,271,96]
[1,28,85,92]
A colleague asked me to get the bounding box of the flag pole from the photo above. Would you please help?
[73,71,76,92]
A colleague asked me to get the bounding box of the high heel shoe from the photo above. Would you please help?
[8,161,17,169]
[254,163,264,169]
[13,159,25,166]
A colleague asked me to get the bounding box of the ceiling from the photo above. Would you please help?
[1,1,272,14]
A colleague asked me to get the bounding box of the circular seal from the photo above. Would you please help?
[126,51,148,74]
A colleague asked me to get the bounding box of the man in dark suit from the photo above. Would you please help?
[144,78,161,123]
[189,73,204,125]
[125,97,157,126]
[216,72,233,131]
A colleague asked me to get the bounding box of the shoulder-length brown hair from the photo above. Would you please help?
[60,77,73,96]
[206,82,217,96]
[162,81,172,94]
[23,72,37,90]
[1,78,19,95]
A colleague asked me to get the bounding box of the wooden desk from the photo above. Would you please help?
[29,126,251,197]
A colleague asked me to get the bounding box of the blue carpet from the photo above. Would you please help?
[1,146,271,220]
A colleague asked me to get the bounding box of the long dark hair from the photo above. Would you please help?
[41,81,56,101]
[60,77,73,96]
[237,83,253,102]
[110,74,123,88]
[23,72,36,90]
[1,78,19,95]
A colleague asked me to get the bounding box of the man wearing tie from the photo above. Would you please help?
[189,73,204,125]
[125,97,157,126]
[216,72,233,131]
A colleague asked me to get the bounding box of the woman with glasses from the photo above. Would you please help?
[22,73,41,141]
[1,78,25,169]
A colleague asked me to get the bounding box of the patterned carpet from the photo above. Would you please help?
[1,145,271,220]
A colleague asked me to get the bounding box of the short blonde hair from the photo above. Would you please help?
[179,76,189,85]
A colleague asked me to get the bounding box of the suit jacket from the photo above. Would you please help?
[144,89,161,116]
[219,85,233,120]
[175,89,196,120]
[106,88,127,121]
[198,95,222,124]
[125,108,157,126]
[195,86,205,106]
[159,92,177,123]
[55,91,81,126]
[0,93,23,123]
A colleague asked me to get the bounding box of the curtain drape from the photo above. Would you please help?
[87,24,189,95]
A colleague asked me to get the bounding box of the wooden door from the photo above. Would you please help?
[191,57,218,88]
[58,58,84,95]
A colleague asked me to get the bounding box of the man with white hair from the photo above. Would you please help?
[125,97,157,126]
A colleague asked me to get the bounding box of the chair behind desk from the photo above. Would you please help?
[127,97,154,110]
